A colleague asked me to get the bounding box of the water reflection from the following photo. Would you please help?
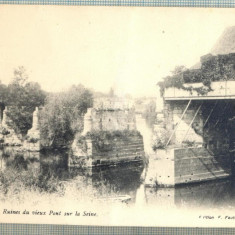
[90,163,144,202]
[144,179,235,209]
[136,114,155,155]
[0,148,144,203]
[1,145,235,209]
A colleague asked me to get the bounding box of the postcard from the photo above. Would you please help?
[0,5,235,228]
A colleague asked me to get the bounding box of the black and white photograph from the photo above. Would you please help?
[1,6,235,227]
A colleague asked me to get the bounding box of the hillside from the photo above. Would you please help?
[192,26,235,69]
[211,26,235,55]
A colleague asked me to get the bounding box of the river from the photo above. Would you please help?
[0,117,235,211]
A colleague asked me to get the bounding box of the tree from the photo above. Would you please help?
[39,84,93,148]
[158,65,188,96]
[5,67,46,135]
[171,65,187,75]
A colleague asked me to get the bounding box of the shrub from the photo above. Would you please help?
[158,54,235,97]
[27,137,39,143]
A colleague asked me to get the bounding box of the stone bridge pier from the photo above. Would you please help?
[145,82,235,187]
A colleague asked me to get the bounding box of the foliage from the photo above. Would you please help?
[86,129,141,140]
[152,128,169,150]
[76,130,142,153]
[87,130,141,152]
[158,66,186,96]
[134,98,156,119]
[39,84,93,148]
[0,82,8,104]
[26,137,40,143]
[158,53,235,97]
[4,66,46,135]
[171,65,187,75]
[0,127,10,136]
[0,66,93,148]
[0,156,64,196]
[158,67,212,97]
[182,140,196,147]
[74,134,87,153]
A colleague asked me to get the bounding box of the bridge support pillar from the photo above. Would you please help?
[145,149,175,187]
[146,98,232,187]
[145,146,231,187]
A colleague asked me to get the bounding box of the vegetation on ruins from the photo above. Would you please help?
[157,65,212,96]
[157,53,235,96]
[76,130,142,153]
[0,67,93,149]
[134,98,156,126]
[152,129,168,150]
[86,129,141,140]
[39,85,93,148]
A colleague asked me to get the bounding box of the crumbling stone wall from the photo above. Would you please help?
[70,131,144,168]
[0,107,22,146]
[71,97,144,168]
[23,107,40,152]
[90,109,136,131]
[83,98,136,135]
[0,106,40,151]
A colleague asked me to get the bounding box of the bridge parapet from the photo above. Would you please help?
[164,80,235,100]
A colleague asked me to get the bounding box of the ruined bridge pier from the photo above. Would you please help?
[145,81,235,187]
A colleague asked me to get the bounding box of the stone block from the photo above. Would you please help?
[145,147,231,187]
[70,131,144,168]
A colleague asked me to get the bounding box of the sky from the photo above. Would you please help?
[0,6,235,97]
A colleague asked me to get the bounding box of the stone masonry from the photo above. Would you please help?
[0,106,40,151]
[82,97,136,135]
[23,107,40,152]
[0,107,22,146]
[71,97,144,168]
[146,85,231,187]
